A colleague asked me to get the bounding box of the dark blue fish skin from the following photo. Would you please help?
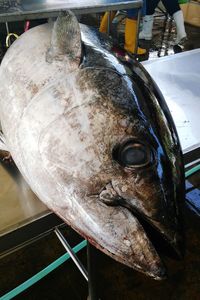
[80,24,185,256]
[128,60,185,255]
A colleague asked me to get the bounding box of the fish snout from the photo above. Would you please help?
[101,176,184,259]
[85,191,167,279]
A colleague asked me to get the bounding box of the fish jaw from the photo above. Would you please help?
[55,195,167,280]
[110,164,184,258]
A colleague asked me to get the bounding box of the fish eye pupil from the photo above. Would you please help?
[121,145,146,166]
[113,140,151,168]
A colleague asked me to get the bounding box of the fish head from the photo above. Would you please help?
[40,65,184,279]
[76,66,184,251]
[40,12,184,279]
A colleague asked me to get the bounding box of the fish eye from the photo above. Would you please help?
[113,140,153,168]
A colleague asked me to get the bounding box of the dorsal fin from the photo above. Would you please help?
[46,10,81,65]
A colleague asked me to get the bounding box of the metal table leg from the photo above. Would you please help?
[54,227,88,281]
[54,227,100,300]
[87,241,99,300]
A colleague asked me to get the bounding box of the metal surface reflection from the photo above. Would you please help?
[0,161,48,236]
[0,0,143,22]
[143,49,200,153]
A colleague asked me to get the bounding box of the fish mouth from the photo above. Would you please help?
[118,200,184,260]
[98,182,183,278]
[88,195,167,280]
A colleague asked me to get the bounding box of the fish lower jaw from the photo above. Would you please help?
[88,235,167,281]
[98,193,183,274]
[109,196,184,260]
[133,212,184,260]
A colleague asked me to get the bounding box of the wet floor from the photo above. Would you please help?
[0,13,200,300]
[140,12,200,60]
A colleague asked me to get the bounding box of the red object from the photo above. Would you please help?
[24,21,30,32]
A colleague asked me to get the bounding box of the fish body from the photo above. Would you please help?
[0,11,184,279]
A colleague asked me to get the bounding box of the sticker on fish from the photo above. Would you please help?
[0,11,185,279]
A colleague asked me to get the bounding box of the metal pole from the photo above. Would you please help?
[54,227,88,281]
[87,241,99,300]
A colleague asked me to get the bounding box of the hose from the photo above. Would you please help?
[0,240,87,300]
[185,164,200,179]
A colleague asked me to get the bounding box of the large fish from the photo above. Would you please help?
[0,11,184,279]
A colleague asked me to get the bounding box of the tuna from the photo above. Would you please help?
[0,11,185,279]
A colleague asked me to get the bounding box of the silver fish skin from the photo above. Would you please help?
[0,11,184,279]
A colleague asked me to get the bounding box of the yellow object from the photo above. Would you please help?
[6,33,19,48]
[99,11,116,33]
[124,18,146,55]
[180,2,200,27]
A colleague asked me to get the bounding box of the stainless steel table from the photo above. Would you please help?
[143,49,200,163]
[0,0,143,22]
[0,161,63,257]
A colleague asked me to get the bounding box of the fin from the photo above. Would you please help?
[46,10,82,65]
[0,131,9,152]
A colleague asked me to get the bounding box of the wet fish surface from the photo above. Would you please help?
[0,11,185,279]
